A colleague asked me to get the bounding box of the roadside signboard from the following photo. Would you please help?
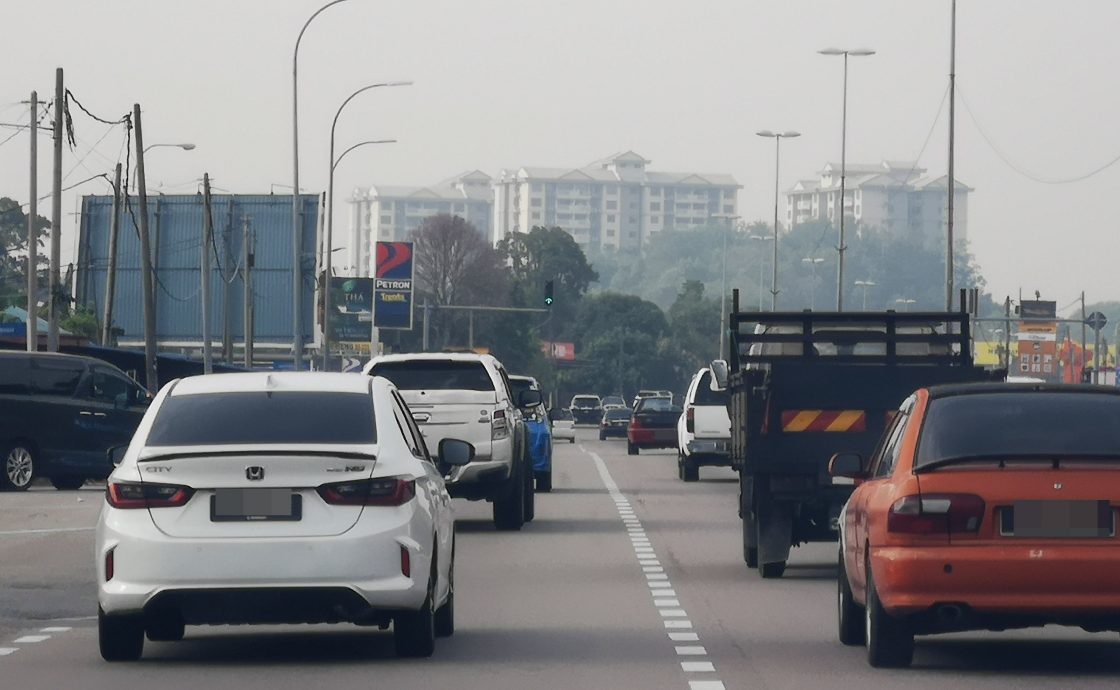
[541,341,576,361]
[1017,300,1057,379]
[328,277,373,343]
[374,241,414,330]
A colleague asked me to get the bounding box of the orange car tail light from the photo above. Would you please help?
[686,407,695,433]
[888,494,985,535]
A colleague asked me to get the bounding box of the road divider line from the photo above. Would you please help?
[585,447,726,690]
[13,635,49,644]
[0,648,17,656]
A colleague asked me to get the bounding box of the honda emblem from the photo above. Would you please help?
[246,466,265,481]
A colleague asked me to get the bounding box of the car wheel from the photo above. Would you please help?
[435,548,455,638]
[50,476,85,491]
[395,578,436,658]
[99,607,144,662]
[865,559,914,668]
[599,431,606,441]
[493,465,525,531]
[568,437,575,444]
[2,443,36,491]
[681,459,699,482]
[838,548,865,646]
[523,462,535,523]
[145,612,185,642]
[627,442,638,456]
[535,470,552,493]
[759,561,786,578]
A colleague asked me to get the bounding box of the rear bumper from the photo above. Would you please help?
[628,428,676,448]
[571,409,602,424]
[599,426,628,437]
[685,438,730,463]
[97,505,431,618]
[872,544,1120,621]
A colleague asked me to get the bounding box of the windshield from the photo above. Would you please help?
[509,378,537,397]
[602,396,625,406]
[370,360,493,391]
[572,396,599,406]
[636,397,681,413]
[693,371,727,406]
[915,391,1120,468]
[606,409,631,420]
[147,392,376,446]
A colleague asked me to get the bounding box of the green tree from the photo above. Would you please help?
[60,304,99,340]
[499,226,598,338]
[666,280,721,378]
[0,197,50,312]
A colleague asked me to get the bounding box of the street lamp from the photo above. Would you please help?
[854,279,876,310]
[895,298,916,312]
[802,257,824,310]
[819,47,875,312]
[713,213,740,360]
[293,0,354,371]
[749,234,773,312]
[323,138,397,370]
[322,80,412,370]
[756,130,801,311]
[129,143,195,191]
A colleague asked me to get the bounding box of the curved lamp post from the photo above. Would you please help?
[323,139,396,369]
[129,143,195,191]
[292,0,353,370]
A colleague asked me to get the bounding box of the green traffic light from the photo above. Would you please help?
[545,297,553,306]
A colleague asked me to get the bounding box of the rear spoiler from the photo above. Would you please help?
[137,449,378,463]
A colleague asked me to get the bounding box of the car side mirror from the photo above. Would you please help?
[709,360,729,391]
[828,452,867,480]
[438,438,475,467]
[107,445,128,467]
[517,389,543,409]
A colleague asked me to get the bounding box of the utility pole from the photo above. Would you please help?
[26,91,38,352]
[47,68,63,351]
[201,173,213,373]
[222,199,234,363]
[1003,296,1011,370]
[946,0,958,311]
[1081,291,1088,379]
[133,104,158,392]
[243,215,254,367]
[101,163,122,346]
[421,298,430,352]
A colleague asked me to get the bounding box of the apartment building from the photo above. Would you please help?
[787,160,971,247]
[493,151,740,253]
[345,171,492,277]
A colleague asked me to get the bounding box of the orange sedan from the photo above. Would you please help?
[830,383,1120,668]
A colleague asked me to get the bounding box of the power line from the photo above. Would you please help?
[958,86,1120,184]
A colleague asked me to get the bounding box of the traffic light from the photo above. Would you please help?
[544,280,554,306]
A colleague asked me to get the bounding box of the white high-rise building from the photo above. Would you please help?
[493,151,740,253]
[346,171,493,277]
[786,160,971,247]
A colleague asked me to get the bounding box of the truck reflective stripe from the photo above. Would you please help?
[780,410,867,432]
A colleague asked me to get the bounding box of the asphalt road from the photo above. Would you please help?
[2,427,1119,689]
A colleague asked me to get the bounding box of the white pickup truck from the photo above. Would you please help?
[364,353,540,530]
[676,367,731,482]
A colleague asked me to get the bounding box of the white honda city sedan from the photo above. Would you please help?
[96,372,471,661]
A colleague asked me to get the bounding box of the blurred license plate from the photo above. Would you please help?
[1002,500,1113,538]
[211,489,301,522]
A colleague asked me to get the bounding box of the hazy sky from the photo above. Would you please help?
[4,0,1119,312]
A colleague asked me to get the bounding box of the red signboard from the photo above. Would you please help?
[541,341,575,361]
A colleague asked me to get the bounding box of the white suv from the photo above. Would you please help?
[676,367,731,482]
[364,353,539,530]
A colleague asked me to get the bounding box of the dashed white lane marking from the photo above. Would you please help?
[13,635,49,644]
[585,447,726,690]
[40,627,71,633]
[0,648,17,656]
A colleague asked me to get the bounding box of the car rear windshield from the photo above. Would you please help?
[606,409,631,420]
[636,397,680,413]
[693,371,728,406]
[573,396,599,406]
[146,392,376,446]
[915,391,1120,467]
[370,360,493,391]
[509,379,536,397]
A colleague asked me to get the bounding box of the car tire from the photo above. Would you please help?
[493,467,525,531]
[50,476,85,491]
[99,607,144,662]
[759,561,787,578]
[523,461,535,523]
[395,583,436,658]
[865,559,914,668]
[568,438,575,444]
[599,431,606,441]
[2,442,36,491]
[838,548,865,646]
[145,612,185,642]
[535,470,552,493]
[681,459,699,482]
[627,442,638,456]
[435,548,454,638]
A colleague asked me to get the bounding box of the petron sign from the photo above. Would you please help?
[374,241,415,330]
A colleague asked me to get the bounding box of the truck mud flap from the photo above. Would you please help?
[757,502,793,567]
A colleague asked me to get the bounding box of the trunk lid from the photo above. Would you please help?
[137,447,377,538]
[397,389,497,452]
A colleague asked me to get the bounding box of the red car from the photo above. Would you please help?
[831,383,1120,668]
[627,396,681,455]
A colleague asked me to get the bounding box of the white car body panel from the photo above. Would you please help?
[677,368,731,459]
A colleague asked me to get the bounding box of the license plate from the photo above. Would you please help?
[211,489,302,522]
[1001,500,1113,538]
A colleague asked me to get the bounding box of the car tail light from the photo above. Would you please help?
[318,477,416,507]
[492,409,510,440]
[888,494,985,535]
[106,482,195,509]
[105,548,115,582]
[400,545,411,577]
[630,416,642,430]
[686,407,695,433]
